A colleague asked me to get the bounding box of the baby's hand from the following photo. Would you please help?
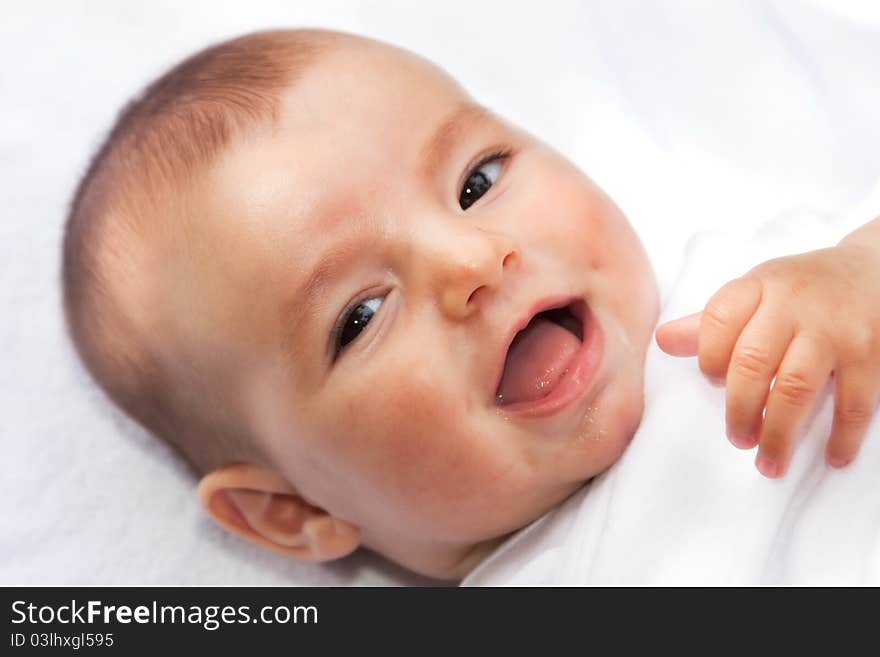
[655,243,880,478]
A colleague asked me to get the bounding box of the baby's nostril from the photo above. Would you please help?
[467,285,485,306]
[502,251,517,269]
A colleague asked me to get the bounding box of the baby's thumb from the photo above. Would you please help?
[655,312,700,357]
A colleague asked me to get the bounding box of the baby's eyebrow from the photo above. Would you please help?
[280,234,362,353]
[420,102,493,176]
[280,226,381,368]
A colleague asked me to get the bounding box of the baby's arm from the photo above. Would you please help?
[656,216,880,478]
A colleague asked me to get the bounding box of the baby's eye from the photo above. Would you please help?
[459,154,505,210]
[334,295,384,355]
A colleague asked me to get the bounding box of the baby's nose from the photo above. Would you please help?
[432,227,519,320]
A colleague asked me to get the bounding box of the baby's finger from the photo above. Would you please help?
[724,310,794,448]
[825,367,880,468]
[698,277,762,382]
[655,312,700,356]
[754,332,833,478]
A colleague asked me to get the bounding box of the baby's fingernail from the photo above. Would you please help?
[828,455,853,469]
[755,452,779,478]
[727,431,756,450]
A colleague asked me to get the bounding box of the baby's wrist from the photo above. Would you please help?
[838,215,880,256]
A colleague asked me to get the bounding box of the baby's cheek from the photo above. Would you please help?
[528,169,611,267]
[346,359,497,499]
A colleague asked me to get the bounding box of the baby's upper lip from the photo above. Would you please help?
[491,294,582,404]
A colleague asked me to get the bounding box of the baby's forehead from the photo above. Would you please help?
[199,51,483,248]
[292,37,466,113]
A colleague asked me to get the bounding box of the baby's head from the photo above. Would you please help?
[62,29,659,579]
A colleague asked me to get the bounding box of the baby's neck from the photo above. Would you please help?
[368,533,508,581]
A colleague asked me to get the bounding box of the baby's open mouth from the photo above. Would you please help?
[495,302,585,406]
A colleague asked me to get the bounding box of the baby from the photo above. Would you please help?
[62,29,880,581]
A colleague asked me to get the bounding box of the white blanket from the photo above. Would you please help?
[464,183,880,585]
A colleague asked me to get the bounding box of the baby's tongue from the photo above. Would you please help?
[496,316,581,405]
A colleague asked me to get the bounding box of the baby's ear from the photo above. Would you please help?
[197,464,360,563]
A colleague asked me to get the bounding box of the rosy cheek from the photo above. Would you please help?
[339,357,454,464]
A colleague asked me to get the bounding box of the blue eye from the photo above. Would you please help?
[334,296,384,355]
[459,154,506,210]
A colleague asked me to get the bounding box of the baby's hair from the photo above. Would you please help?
[62,29,338,474]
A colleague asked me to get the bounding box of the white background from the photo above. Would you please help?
[2,0,879,585]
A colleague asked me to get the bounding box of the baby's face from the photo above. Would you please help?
[183,38,658,574]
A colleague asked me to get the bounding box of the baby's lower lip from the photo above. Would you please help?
[496,303,604,419]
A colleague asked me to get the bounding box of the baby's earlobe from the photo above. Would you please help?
[300,514,361,561]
